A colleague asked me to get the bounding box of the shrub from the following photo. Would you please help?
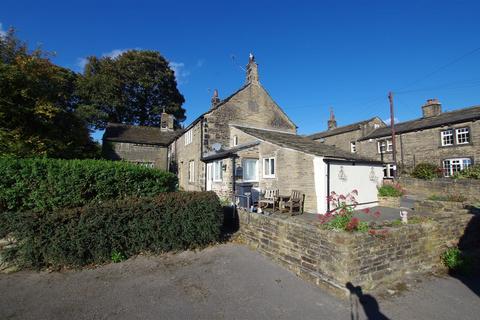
[0,157,177,212]
[319,190,379,233]
[411,163,441,180]
[0,192,223,269]
[452,164,480,179]
[441,247,472,273]
[378,183,405,197]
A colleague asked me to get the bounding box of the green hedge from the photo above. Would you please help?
[0,192,223,268]
[0,157,177,212]
[411,163,440,180]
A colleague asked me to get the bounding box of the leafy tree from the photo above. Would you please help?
[77,50,186,129]
[0,28,99,158]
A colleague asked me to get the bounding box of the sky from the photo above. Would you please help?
[2,1,480,142]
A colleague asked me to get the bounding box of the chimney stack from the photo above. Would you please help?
[327,107,337,130]
[246,53,259,84]
[422,98,442,118]
[160,109,174,131]
[211,89,220,109]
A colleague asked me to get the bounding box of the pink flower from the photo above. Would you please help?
[363,208,371,214]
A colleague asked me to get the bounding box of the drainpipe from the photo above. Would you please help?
[232,156,237,203]
[326,160,331,213]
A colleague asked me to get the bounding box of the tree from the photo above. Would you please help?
[0,28,99,159]
[77,50,186,129]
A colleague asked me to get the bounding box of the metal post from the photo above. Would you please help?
[388,91,397,178]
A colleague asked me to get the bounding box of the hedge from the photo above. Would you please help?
[0,192,223,268]
[0,157,177,212]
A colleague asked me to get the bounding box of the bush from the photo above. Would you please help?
[0,157,177,212]
[427,194,467,202]
[452,164,480,179]
[378,183,405,197]
[411,163,441,180]
[0,192,223,269]
[441,247,472,273]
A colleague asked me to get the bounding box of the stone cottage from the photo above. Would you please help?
[309,99,480,178]
[102,112,181,169]
[168,55,383,213]
[104,55,384,213]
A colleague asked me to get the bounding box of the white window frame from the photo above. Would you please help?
[441,129,453,146]
[442,158,471,177]
[377,139,392,153]
[213,160,223,182]
[242,159,258,182]
[263,157,276,178]
[350,141,356,153]
[232,135,238,147]
[455,127,470,145]
[184,130,193,146]
[188,160,195,182]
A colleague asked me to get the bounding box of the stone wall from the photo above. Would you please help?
[237,209,477,295]
[204,84,296,153]
[377,196,401,208]
[173,121,204,191]
[399,177,480,201]
[103,141,168,169]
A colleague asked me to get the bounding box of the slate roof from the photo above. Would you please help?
[307,117,381,140]
[234,126,382,163]
[202,141,261,161]
[360,105,480,140]
[103,123,182,146]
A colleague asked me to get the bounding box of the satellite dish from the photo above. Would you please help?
[212,143,222,152]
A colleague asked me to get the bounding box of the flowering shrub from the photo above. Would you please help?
[378,183,405,197]
[319,190,380,233]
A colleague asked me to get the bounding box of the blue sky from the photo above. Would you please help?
[2,1,480,141]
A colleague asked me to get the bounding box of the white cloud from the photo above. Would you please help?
[76,57,88,70]
[0,23,7,38]
[102,48,129,59]
[383,117,399,125]
[169,62,190,84]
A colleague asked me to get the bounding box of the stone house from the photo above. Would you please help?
[102,112,181,169]
[308,109,386,155]
[104,55,384,213]
[309,99,480,178]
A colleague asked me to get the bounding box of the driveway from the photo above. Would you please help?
[1,243,479,320]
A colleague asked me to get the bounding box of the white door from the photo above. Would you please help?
[206,163,213,191]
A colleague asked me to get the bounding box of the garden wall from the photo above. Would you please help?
[399,177,480,201]
[237,209,478,295]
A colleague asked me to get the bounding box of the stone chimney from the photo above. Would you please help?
[246,53,259,84]
[422,98,442,118]
[211,89,221,109]
[327,107,337,131]
[160,109,174,131]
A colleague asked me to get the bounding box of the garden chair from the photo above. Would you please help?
[283,190,304,215]
[258,189,279,211]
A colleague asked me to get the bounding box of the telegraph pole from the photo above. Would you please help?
[388,91,397,178]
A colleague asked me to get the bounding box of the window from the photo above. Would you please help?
[263,157,275,178]
[188,161,195,182]
[350,141,357,153]
[184,130,193,145]
[443,158,471,177]
[383,164,395,178]
[374,123,380,129]
[243,159,258,181]
[441,129,454,146]
[377,139,392,153]
[232,135,238,147]
[456,127,470,145]
[213,160,223,182]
